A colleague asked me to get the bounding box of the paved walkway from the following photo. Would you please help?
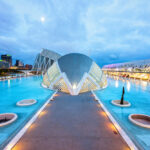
[13,92,129,150]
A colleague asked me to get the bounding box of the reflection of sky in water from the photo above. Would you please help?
[96,76,150,150]
[0,76,54,149]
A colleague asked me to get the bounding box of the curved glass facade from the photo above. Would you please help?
[42,53,107,95]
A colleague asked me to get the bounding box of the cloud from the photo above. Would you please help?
[109,54,118,60]
[0,0,150,66]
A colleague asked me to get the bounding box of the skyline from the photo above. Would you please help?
[1,0,150,67]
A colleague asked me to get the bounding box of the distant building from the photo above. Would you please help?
[0,60,9,69]
[25,64,32,70]
[15,60,24,67]
[33,49,61,73]
[103,59,150,72]
[1,54,12,66]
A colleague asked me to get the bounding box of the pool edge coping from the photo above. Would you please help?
[91,90,138,150]
[3,90,57,150]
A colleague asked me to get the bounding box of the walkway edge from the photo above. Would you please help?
[91,90,138,150]
[4,90,57,150]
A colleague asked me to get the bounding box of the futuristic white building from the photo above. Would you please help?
[33,49,61,73]
[42,53,107,95]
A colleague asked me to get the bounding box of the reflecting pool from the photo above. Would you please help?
[95,76,150,150]
[0,76,53,149]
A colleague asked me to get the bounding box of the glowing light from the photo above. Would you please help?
[40,16,45,22]
[100,111,107,117]
[114,123,121,130]
[101,103,104,107]
[28,124,37,131]
[106,111,110,116]
[25,123,31,129]
[141,80,147,87]
[54,94,59,97]
[5,144,13,150]
[130,146,135,150]
[107,123,116,130]
[8,79,10,87]
[39,111,47,118]
[47,103,51,107]
[97,104,101,108]
[73,84,77,89]
[115,80,118,88]
[107,123,118,133]
[127,80,130,91]
[141,80,147,90]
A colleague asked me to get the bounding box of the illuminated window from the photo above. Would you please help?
[47,63,60,83]
[89,62,102,84]
[80,77,97,93]
[43,72,50,87]
[53,78,70,93]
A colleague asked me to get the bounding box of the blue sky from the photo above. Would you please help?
[0,0,150,67]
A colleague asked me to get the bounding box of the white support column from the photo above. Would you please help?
[74,73,88,95]
[44,57,50,72]
[32,55,38,70]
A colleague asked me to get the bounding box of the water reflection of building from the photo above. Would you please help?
[126,80,130,91]
[8,79,10,87]
[140,80,147,90]
[110,75,149,92]
[115,80,119,88]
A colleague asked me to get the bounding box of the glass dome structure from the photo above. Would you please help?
[42,53,107,95]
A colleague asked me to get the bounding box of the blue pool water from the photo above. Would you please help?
[95,76,150,150]
[0,76,54,149]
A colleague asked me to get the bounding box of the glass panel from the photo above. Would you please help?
[53,78,70,93]
[80,77,97,93]
[47,63,60,84]
[89,62,107,88]
[43,72,50,87]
